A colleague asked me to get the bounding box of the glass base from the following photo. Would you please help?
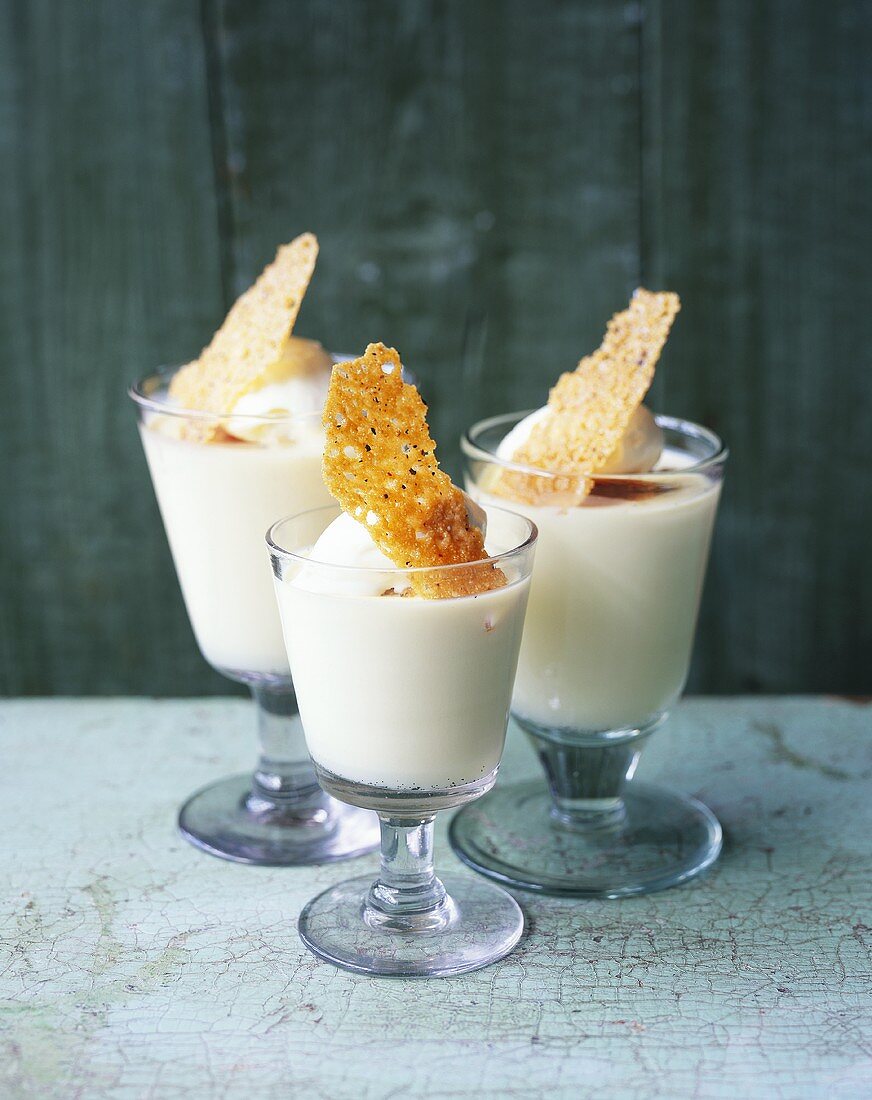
[449,779,722,898]
[298,871,524,977]
[178,773,380,866]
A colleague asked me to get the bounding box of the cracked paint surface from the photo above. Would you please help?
[0,697,870,1098]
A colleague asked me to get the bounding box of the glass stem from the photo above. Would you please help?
[247,683,321,814]
[522,721,661,830]
[364,816,454,932]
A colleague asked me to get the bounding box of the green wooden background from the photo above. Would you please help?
[2,0,870,697]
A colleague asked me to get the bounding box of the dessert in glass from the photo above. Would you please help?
[129,233,378,865]
[269,344,537,976]
[450,290,728,897]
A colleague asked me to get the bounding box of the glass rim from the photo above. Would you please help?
[461,410,728,481]
[127,367,325,426]
[266,503,538,579]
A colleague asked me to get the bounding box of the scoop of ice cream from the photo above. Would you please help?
[293,511,410,596]
[596,406,664,473]
[225,337,333,441]
[294,494,488,597]
[497,404,663,474]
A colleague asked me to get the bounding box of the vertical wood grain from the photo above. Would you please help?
[207,0,642,477]
[0,0,233,694]
[1,0,869,695]
[642,0,872,692]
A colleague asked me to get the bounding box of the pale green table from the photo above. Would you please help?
[1,698,869,1099]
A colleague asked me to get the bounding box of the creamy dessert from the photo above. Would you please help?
[277,509,529,790]
[136,234,333,677]
[272,343,534,794]
[471,290,723,734]
[140,398,329,676]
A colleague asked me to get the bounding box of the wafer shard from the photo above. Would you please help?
[499,289,680,502]
[322,343,505,598]
[169,233,319,438]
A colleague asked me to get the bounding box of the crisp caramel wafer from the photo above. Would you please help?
[500,289,679,502]
[322,343,505,598]
[169,233,319,438]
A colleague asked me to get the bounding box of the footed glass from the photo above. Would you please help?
[130,370,379,865]
[268,504,537,976]
[450,412,727,898]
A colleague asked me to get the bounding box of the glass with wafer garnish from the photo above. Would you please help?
[450,291,729,898]
[128,235,379,865]
[267,343,538,977]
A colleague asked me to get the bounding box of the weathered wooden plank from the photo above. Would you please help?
[0,0,232,695]
[3,1,869,696]
[642,0,872,693]
[209,0,642,477]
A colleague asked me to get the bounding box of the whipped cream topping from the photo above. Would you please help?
[225,337,333,442]
[498,405,664,475]
[294,512,411,596]
[293,494,490,597]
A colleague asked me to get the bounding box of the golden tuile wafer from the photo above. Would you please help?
[322,343,506,599]
[497,288,680,503]
[169,233,319,439]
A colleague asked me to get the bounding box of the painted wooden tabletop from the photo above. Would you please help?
[1,697,869,1099]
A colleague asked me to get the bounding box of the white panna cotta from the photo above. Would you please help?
[274,511,531,791]
[140,339,334,677]
[470,412,721,733]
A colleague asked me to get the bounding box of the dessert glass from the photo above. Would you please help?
[268,504,537,977]
[450,411,727,897]
[129,369,379,865]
